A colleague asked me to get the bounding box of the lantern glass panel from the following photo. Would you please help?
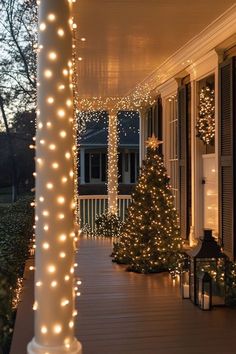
[190,259,195,302]
[198,273,212,310]
[196,258,225,306]
[182,270,190,298]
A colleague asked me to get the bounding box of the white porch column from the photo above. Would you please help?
[107,110,118,215]
[27,1,82,353]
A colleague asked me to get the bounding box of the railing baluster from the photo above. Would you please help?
[78,195,131,232]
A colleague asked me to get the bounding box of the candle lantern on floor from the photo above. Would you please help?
[198,272,212,310]
[181,258,190,299]
[187,229,226,308]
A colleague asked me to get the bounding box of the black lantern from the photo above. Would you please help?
[198,272,212,310]
[187,229,226,307]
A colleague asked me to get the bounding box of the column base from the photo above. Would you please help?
[27,338,82,354]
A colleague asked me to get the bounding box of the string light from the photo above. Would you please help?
[112,138,183,274]
[31,1,82,350]
[196,86,215,145]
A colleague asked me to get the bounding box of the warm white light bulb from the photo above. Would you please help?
[60,252,66,258]
[44,69,52,78]
[33,301,38,311]
[61,299,69,307]
[46,183,53,190]
[52,162,59,169]
[69,321,74,328]
[54,324,62,334]
[60,130,67,138]
[48,51,57,60]
[61,177,68,183]
[57,109,65,118]
[47,97,54,104]
[66,99,72,107]
[41,326,47,334]
[48,13,56,21]
[59,234,67,242]
[42,242,50,249]
[62,69,69,76]
[58,84,65,90]
[48,265,56,273]
[49,144,56,150]
[57,196,65,204]
[39,23,46,31]
[57,28,65,37]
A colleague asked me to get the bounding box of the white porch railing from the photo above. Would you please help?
[78,195,132,231]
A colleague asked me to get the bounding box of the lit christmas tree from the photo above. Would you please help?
[112,135,183,274]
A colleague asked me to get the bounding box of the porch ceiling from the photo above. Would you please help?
[73,0,235,99]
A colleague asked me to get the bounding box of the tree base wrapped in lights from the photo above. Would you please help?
[112,135,183,274]
[95,213,123,238]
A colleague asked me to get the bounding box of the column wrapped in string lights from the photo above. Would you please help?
[27,0,82,353]
[108,110,118,215]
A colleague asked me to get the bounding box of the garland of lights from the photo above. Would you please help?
[196,86,215,145]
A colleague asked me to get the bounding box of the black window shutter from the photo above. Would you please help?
[178,86,188,240]
[85,153,90,183]
[219,56,236,260]
[101,153,107,182]
[147,107,153,137]
[130,153,135,183]
[154,96,163,154]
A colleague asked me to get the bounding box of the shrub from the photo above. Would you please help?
[95,213,123,238]
[0,196,34,354]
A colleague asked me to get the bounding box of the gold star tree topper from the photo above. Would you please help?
[145,134,163,150]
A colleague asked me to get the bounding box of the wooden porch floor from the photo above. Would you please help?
[76,237,236,354]
[10,237,236,354]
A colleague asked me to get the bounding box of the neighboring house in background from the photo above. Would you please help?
[78,114,139,195]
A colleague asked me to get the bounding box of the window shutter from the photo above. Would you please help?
[130,153,135,183]
[101,153,107,182]
[154,96,163,154]
[219,57,236,260]
[147,107,153,137]
[178,86,188,240]
[85,153,90,183]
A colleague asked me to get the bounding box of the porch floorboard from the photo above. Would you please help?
[76,237,236,354]
[10,236,236,354]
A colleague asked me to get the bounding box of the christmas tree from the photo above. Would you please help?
[112,135,183,274]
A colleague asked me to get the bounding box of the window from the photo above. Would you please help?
[167,95,178,207]
[90,153,100,179]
